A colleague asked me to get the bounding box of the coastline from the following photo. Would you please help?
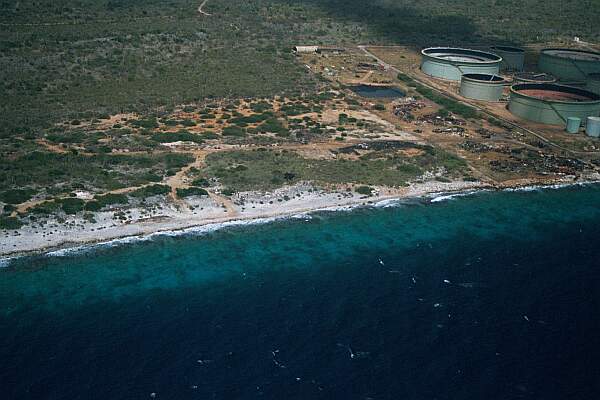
[1,177,598,263]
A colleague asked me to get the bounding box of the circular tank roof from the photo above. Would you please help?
[422,47,502,64]
[491,46,525,53]
[462,73,506,83]
[511,83,600,103]
[541,48,600,62]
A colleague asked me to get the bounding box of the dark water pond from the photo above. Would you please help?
[350,85,405,98]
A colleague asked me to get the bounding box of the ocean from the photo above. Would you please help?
[1,185,599,399]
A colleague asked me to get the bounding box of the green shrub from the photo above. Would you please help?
[84,201,102,212]
[0,216,23,230]
[58,198,86,214]
[373,104,386,111]
[222,126,246,137]
[130,118,159,129]
[29,201,61,215]
[176,187,209,198]
[355,186,374,196]
[180,119,197,127]
[0,189,36,204]
[221,188,235,196]
[151,131,203,144]
[94,193,129,207]
[130,184,171,198]
[397,73,414,83]
[250,102,272,113]
[257,118,288,135]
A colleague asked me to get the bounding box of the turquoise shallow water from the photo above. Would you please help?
[1,185,600,399]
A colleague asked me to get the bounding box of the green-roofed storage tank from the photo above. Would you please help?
[508,83,600,125]
[538,49,600,82]
[421,47,502,81]
[490,46,525,71]
[459,74,507,102]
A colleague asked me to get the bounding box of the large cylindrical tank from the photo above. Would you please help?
[586,73,600,95]
[490,46,525,71]
[459,73,506,101]
[421,47,502,81]
[587,117,600,137]
[508,83,600,125]
[538,48,600,82]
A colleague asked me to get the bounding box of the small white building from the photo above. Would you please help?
[293,46,319,54]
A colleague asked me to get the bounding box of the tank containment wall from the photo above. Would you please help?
[421,47,502,81]
[508,83,600,125]
[538,49,600,82]
[459,74,506,102]
[490,46,525,71]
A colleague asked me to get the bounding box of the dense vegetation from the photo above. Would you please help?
[1,0,597,135]
[205,146,467,192]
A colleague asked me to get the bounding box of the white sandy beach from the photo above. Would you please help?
[1,176,594,260]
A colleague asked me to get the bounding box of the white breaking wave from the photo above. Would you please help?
[429,190,486,203]
[0,257,14,268]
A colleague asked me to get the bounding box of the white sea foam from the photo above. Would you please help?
[0,257,14,268]
[502,181,595,193]
[429,190,485,203]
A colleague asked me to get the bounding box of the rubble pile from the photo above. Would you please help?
[460,141,502,153]
[392,97,426,121]
[489,151,585,175]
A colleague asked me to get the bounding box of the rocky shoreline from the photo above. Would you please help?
[1,176,597,262]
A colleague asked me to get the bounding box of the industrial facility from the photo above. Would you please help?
[490,46,525,71]
[538,48,600,82]
[508,83,600,125]
[416,44,600,133]
[459,73,506,102]
[420,47,502,81]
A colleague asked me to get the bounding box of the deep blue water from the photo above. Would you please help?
[1,186,600,400]
[350,85,405,98]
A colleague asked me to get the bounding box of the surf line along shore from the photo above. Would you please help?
[1,180,496,261]
[3,176,596,262]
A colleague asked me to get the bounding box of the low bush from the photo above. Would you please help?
[0,189,36,204]
[191,178,210,187]
[151,131,203,144]
[0,216,23,230]
[355,186,374,196]
[94,193,129,207]
[222,126,246,137]
[57,198,86,214]
[176,187,209,198]
[129,184,171,198]
[84,201,102,212]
